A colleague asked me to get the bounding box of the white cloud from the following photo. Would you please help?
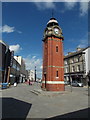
[64,48,76,56]
[9,44,22,53]
[0,25,22,34]
[34,2,55,10]
[1,0,88,16]
[64,1,77,10]
[77,39,88,48]
[40,65,43,69]
[80,2,88,16]
[0,25,15,33]
[64,0,88,16]
[17,30,22,34]
[32,0,88,16]
[64,34,88,55]
[77,32,88,48]
[32,56,36,59]
[24,55,42,78]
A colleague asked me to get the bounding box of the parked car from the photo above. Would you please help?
[0,82,9,89]
[64,81,70,85]
[71,81,83,87]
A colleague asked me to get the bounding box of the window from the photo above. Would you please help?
[56,46,58,52]
[77,65,80,72]
[64,60,67,65]
[76,57,79,62]
[65,67,68,73]
[12,64,16,69]
[17,66,20,71]
[72,66,75,72]
[56,71,58,77]
[71,59,74,63]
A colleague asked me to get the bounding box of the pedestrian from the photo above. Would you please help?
[14,76,17,87]
[87,70,90,87]
[14,82,17,87]
[29,79,30,85]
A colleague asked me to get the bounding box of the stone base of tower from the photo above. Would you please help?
[42,83,65,91]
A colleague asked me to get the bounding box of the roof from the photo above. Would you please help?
[0,40,8,47]
[0,40,9,49]
[47,18,58,24]
[64,47,90,59]
[47,17,59,27]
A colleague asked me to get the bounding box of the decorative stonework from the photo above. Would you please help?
[43,25,64,40]
[48,65,64,68]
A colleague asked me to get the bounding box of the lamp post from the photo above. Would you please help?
[15,55,18,83]
[35,66,36,82]
[70,75,72,92]
[69,60,72,92]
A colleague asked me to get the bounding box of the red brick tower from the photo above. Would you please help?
[42,17,65,91]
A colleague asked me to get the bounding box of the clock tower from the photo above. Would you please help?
[42,17,65,91]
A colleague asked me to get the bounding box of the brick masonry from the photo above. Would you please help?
[42,36,65,91]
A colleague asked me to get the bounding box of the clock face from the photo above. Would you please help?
[54,28,59,34]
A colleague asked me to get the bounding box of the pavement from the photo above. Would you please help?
[0,82,89,119]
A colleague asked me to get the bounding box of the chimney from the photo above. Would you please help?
[68,52,72,55]
[76,47,82,51]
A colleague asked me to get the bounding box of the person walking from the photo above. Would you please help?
[29,79,30,85]
[87,70,90,96]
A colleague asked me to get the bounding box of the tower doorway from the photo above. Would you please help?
[44,74,46,88]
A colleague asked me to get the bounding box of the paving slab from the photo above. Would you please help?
[1,83,89,119]
[30,89,70,97]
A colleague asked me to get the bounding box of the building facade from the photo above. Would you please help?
[42,18,65,91]
[10,57,21,84]
[83,47,90,76]
[14,56,27,83]
[0,40,28,84]
[0,40,11,83]
[64,47,90,85]
[27,70,35,81]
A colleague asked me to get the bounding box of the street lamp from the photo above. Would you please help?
[68,60,72,92]
[35,66,36,82]
[15,55,18,83]
[70,74,72,92]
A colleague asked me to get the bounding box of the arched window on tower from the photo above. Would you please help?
[56,70,58,77]
[56,46,58,52]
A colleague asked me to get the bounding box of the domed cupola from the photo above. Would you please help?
[43,17,64,40]
[47,17,59,27]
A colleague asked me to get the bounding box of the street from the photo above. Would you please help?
[0,82,89,119]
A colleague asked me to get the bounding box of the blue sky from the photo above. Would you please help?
[1,1,88,78]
